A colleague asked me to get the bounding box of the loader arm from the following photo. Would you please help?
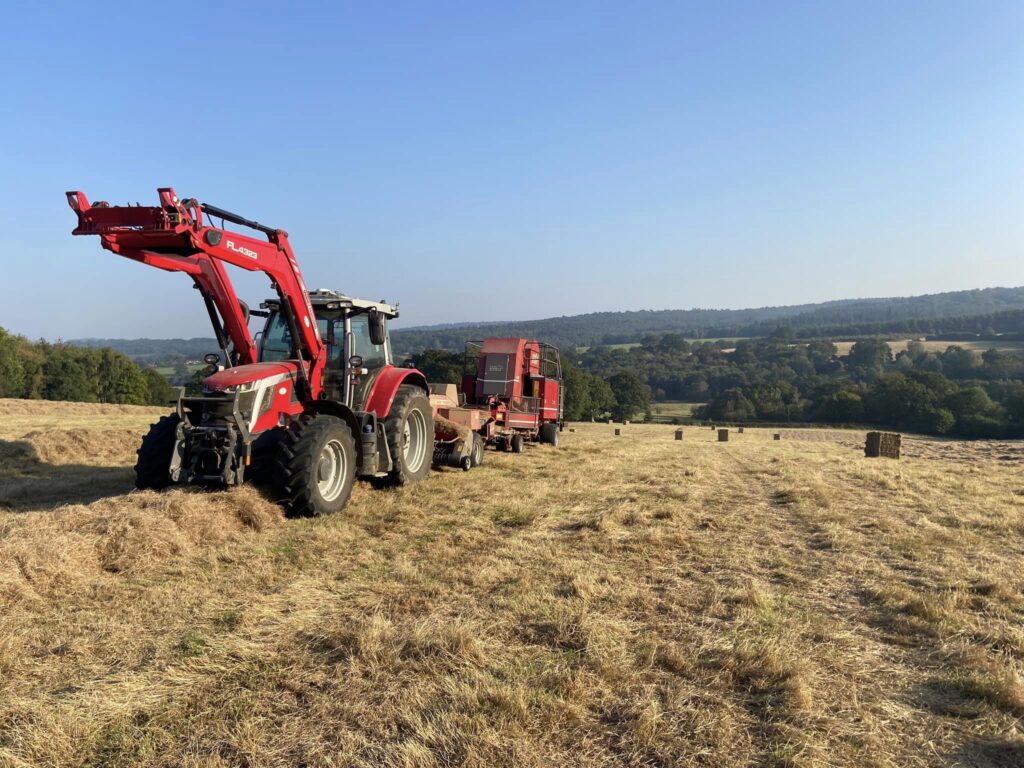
[66,188,326,399]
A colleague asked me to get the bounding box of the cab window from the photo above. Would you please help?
[260,313,293,362]
[350,314,388,368]
[260,312,336,364]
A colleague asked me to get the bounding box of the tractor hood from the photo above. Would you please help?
[204,362,301,392]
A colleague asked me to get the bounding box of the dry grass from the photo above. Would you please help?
[0,398,165,439]
[1,403,1023,767]
[832,338,1024,357]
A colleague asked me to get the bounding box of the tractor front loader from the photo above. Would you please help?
[67,187,436,516]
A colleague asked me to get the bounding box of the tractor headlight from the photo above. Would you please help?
[222,380,264,394]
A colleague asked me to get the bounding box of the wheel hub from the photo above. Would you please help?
[317,438,347,501]
[402,409,428,473]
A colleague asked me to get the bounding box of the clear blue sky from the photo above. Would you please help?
[2,1,1022,339]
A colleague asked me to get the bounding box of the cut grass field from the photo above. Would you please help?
[650,401,703,419]
[832,338,1024,357]
[152,364,207,377]
[577,338,748,353]
[1,400,1023,767]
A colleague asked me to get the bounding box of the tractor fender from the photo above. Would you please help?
[364,366,429,419]
[303,400,363,463]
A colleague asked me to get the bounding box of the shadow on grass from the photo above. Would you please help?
[911,680,986,719]
[0,439,135,512]
[948,738,1024,768]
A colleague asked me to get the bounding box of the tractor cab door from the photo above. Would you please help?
[346,313,391,410]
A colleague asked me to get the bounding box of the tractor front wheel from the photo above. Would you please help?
[270,414,356,516]
[135,414,180,490]
[375,385,433,487]
[511,434,524,453]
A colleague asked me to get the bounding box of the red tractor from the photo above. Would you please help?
[430,337,563,453]
[67,188,437,516]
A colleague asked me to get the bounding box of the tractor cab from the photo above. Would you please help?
[258,289,398,410]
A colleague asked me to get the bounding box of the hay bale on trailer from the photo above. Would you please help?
[432,414,476,470]
[865,431,901,459]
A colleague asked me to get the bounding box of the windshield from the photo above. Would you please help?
[261,313,336,364]
[260,311,388,368]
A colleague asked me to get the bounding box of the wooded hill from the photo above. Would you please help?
[391,286,1024,355]
[0,327,175,406]
[65,286,1024,362]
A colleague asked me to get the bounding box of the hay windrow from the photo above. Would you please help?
[0,398,166,441]
[0,398,162,419]
[0,487,283,607]
[18,428,145,466]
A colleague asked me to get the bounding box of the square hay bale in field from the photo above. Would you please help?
[865,431,901,459]
[675,428,683,441]
[718,429,729,442]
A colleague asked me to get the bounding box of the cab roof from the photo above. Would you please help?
[262,289,398,318]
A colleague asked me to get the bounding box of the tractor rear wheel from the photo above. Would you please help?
[539,422,559,447]
[375,385,433,487]
[270,413,356,517]
[135,414,180,490]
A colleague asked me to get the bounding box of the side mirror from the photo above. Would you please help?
[203,353,220,365]
[368,311,387,346]
[348,355,364,369]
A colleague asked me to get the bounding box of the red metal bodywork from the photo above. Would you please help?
[67,189,318,383]
[206,362,299,390]
[364,366,429,419]
[205,362,302,433]
[459,337,563,440]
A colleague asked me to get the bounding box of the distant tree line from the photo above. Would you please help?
[581,334,1024,438]
[762,308,1024,342]
[0,327,176,406]
[390,287,1024,355]
[68,336,217,368]
[64,287,1024,370]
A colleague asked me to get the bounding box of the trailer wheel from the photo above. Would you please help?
[134,414,180,490]
[270,413,356,516]
[375,384,433,487]
[471,433,485,467]
[511,434,524,454]
[539,422,559,447]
